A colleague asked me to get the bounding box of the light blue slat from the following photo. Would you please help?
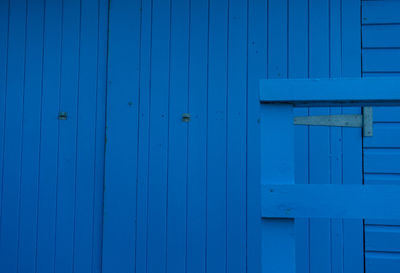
[54,1,80,271]
[17,1,44,271]
[206,0,228,272]
[365,252,400,273]
[186,0,208,272]
[260,77,400,106]
[166,0,189,272]
[36,0,62,271]
[74,0,101,272]
[102,0,141,272]
[364,123,400,148]
[226,0,247,272]
[365,225,400,252]
[362,0,400,25]
[0,0,26,271]
[364,149,400,174]
[262,184,400,219]
[362,73,400,122]
[364,174,400,226]
[363,49,400,73]
[363,25,400,48]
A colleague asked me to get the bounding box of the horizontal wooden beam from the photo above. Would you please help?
[262,184,400,219]
[260,77,400,106]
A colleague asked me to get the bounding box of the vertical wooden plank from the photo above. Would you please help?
[0,0,9,229]
[166,0,190,272]
[342,1,364,273]
[102,0,141,272]
[92,0,108,271]
[54,0,80,271]
[207,0,228,271]
[0,0,26,271]
[135,0,152,271]
[260,104,295,273]
[247,0,267,272]
[330,1,344,273]
[146,0,171,271]
[36,0,62,271]
[186,0,208,272]
[288,0,310,272]
[227,0,247,272]
[17,0,45,271]
[308,1,332,273]
[74,0,100,271]
[268,0,288,80]
[263,1,295,272]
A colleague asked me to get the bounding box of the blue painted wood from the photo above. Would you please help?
[363,49,400,72]
[260,77,400,105]
[363,25,400,48]
[74,0,103,271]
[0,1,104,272]
[207,0,228,272]
[261,104,295,273]
[247,1,267,272]
[0,0,26,271]
[288,0,310,272]
[308,2,332,272]
[227,0,247,272]
[36,0,62,271]
[135,0,152,272]
[186,1,208,272]
[365,225,400,252]
[364,149,400,174]
[146,0,171,272]
[92,2,108,272]
[262,184,400,219]
[17,0,44,271]
[342,1,364,272]
[102,0,141,272]
[54,1,80,271]
[365,252,400,273]
[166,0,189,272]
[364,123,400,148]
[362,0,400,25]
[0,0,9,240]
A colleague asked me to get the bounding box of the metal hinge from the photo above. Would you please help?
[294,107,373,137]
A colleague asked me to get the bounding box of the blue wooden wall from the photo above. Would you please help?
[2,0,399,273]
[362,1,400,272]
[0,0,108,272]
[103,0,364,273]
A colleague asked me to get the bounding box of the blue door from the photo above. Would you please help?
[0,0,108,272]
